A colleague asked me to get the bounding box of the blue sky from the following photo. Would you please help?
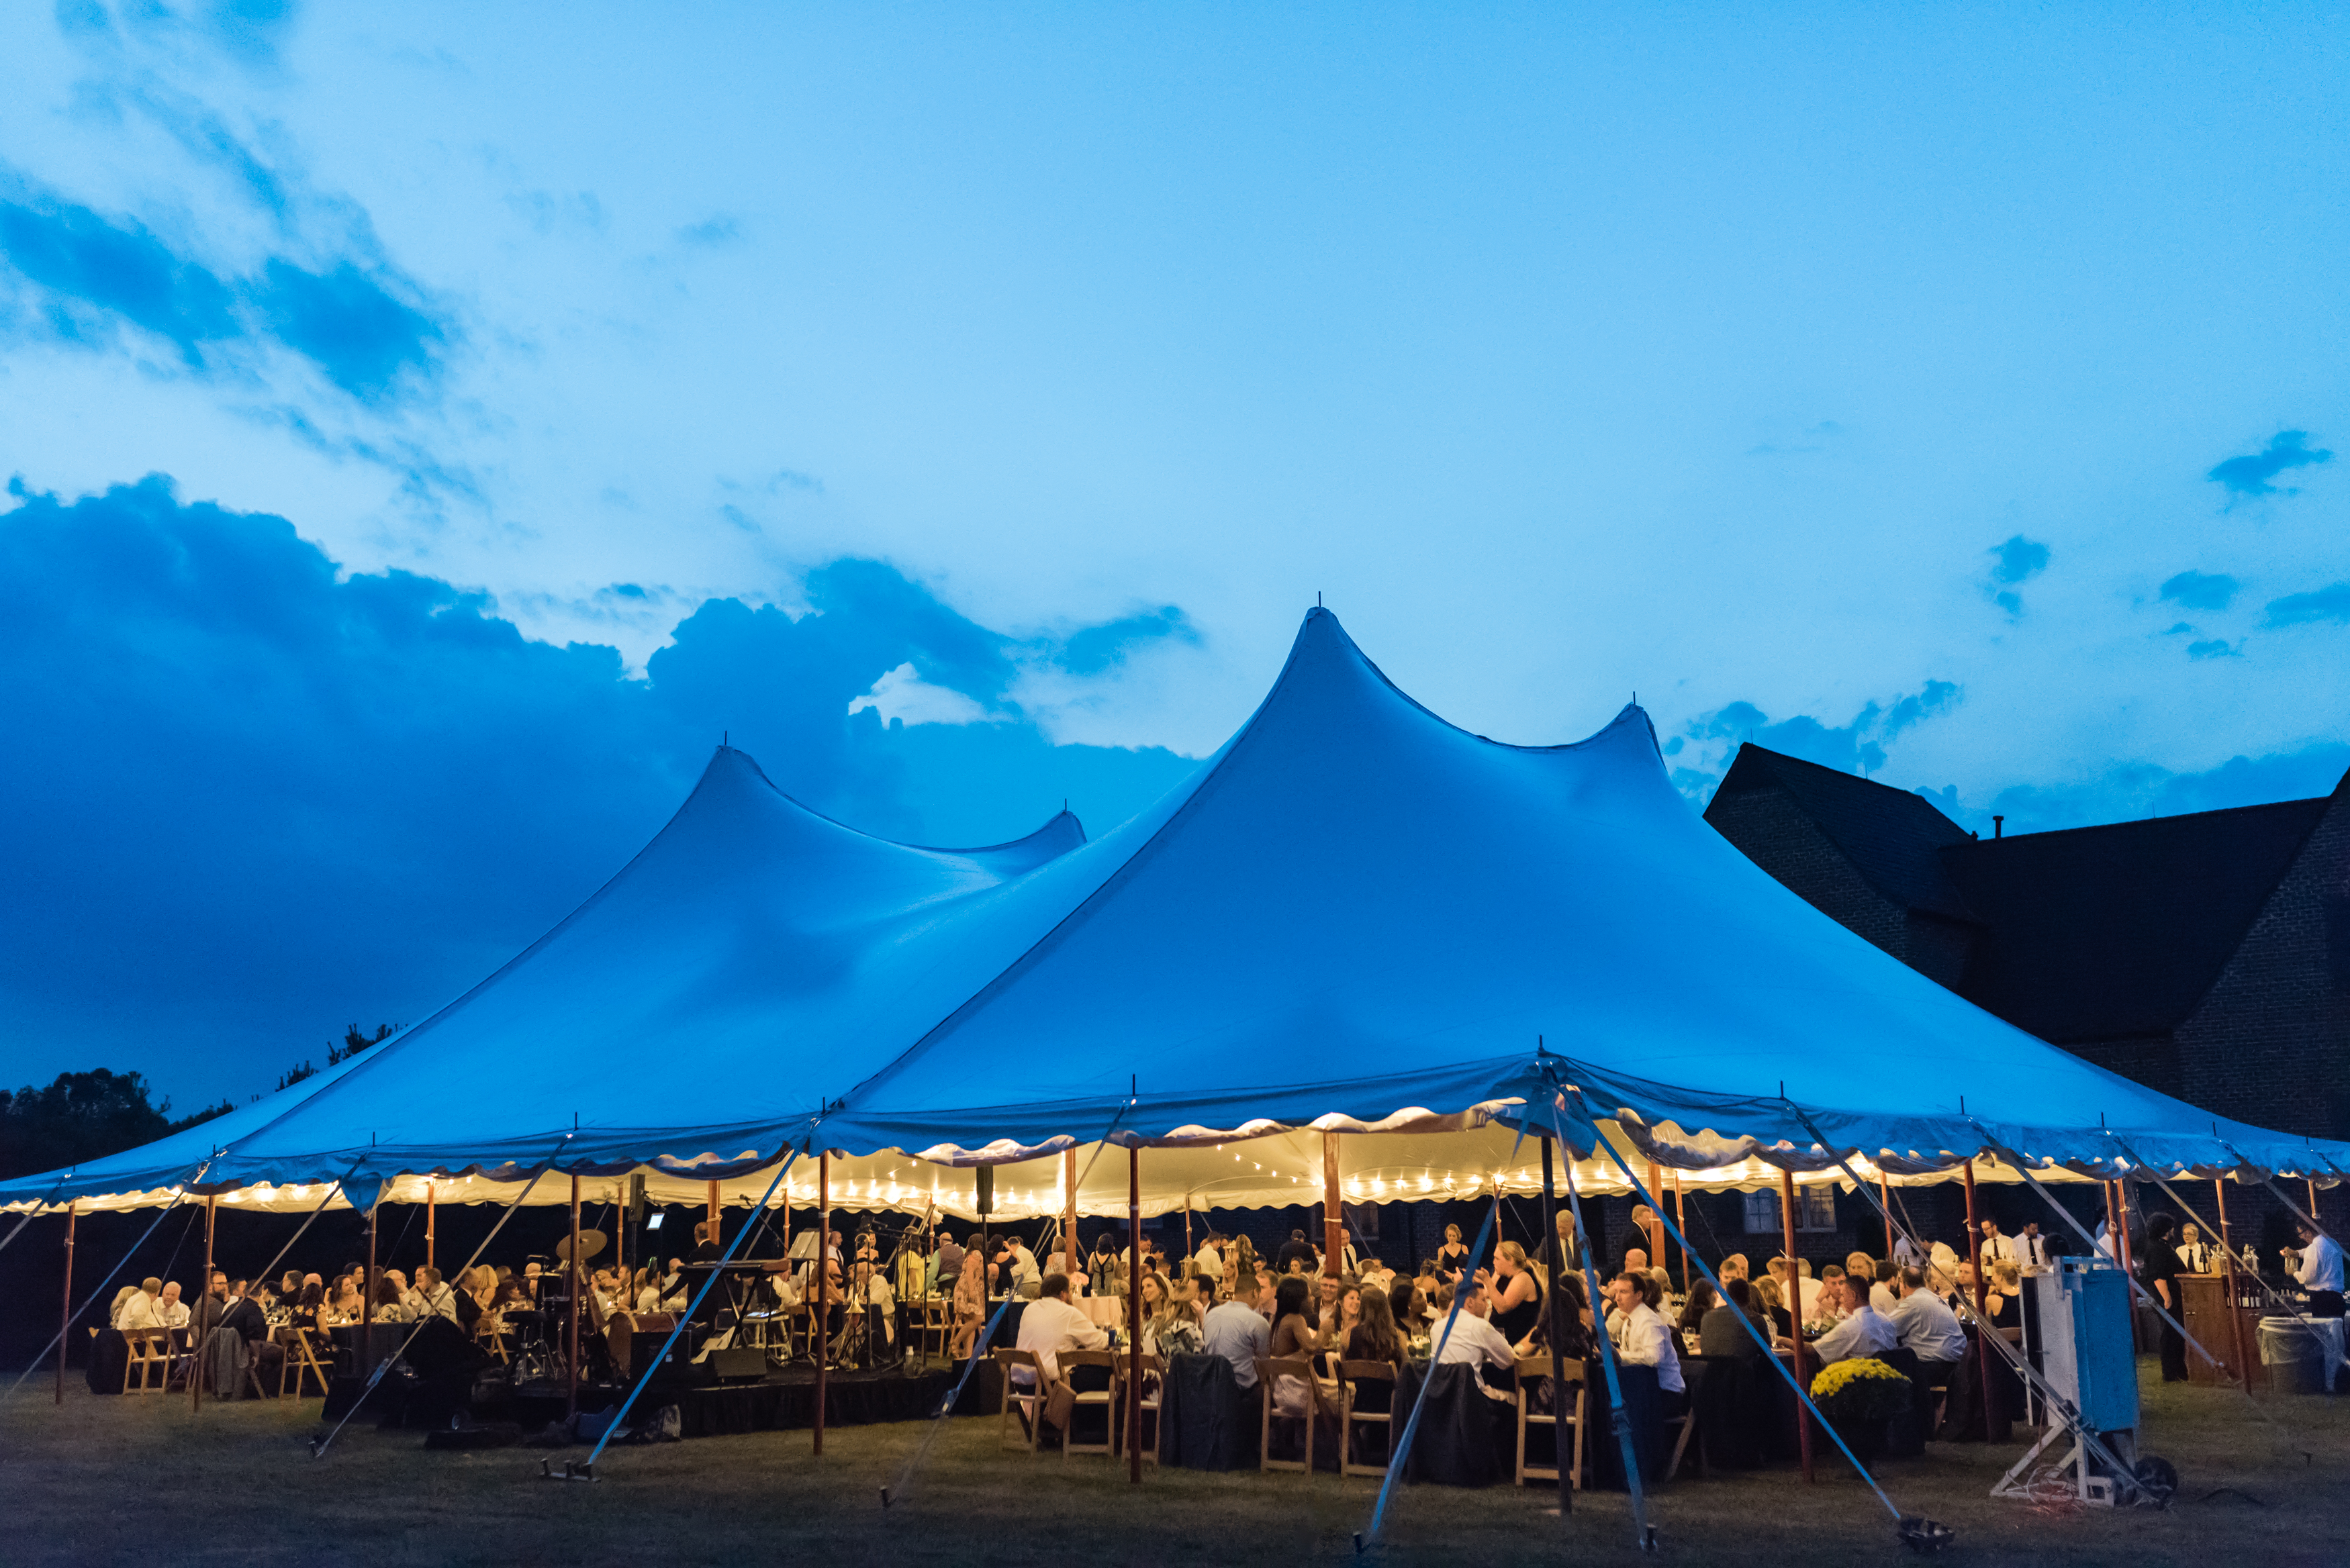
[3,2,2347,1108]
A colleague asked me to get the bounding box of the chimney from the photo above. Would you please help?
[1993,815,2004,839]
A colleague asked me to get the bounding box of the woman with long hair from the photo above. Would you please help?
[1141,1271,1201,1357]
[1346,1284,1405,1367]
[1676,1278,1720,1336]
[948,1236,988,1361]
[1488,1241,1543,1343]
[1268,1275,1321,1420]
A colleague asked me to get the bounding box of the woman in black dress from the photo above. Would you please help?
[1489,1241,1544,1344]
[1435,1224,1471,1283]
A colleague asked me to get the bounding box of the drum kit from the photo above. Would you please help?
[509,1230,609,1387]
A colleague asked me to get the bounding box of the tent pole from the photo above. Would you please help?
[1184,1200,1192,1270]
[1961,1159,1993,1432]
[2110,1179,2140,1351]
[2215,1177,2253,1386]
[1064,1147,1079,1284]
[707,1179,720,1235]
[195,1192,218,1414]
[566,1175,581,1423]
[1645,1160,1666,1264]
[1323,1132,1344,1277]
[814,1150,829,1455]
[1780,1166,1812,1481]
[56,1204,75,1406]
[1539,1137,1570,1515]
[1673,1170,1689,1294]
[1128,1143,1142,1483]
[1879,1170,1894,1261]
[425,1181,436,1274]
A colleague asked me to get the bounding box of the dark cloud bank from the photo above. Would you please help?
[0,477,1197,1104]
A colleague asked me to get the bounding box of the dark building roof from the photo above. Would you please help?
[1711,745,1977,922]
[1939,798,2333,1042]
[1707,743,2346,1044]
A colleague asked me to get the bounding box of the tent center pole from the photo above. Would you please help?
[1673,1170,1689,1295]
[56,1204,75,1407]
[1879,1170,1894,1261]
[425,1181,436,1274]
[1323,1132,1344,1277]
[1961,1159,1993,1435]
[814,1151,830,1455]
[1780,1166,1812,1482]
[1128,1143,1141,1483]
[1539,1136,1570,1514]
[2110,1179,2141,1352]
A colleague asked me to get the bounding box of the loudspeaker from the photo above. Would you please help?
[976,1166,995,1216]
[697,1346,768,1385]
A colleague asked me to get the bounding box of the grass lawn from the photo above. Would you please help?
[1,1361,2345,1567]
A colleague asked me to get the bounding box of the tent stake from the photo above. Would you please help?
[1781,1166,1812,1481]
[55,1204,74,1407]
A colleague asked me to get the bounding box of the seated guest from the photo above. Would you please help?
[1849,1253,1897,1315]
[1622,1246,1650,1280]
[934,1230,966,1295]
[108,1285,141,1330]
[1322,1281,1364,1349]
[1141,1273,1201,1357]
[217,1279,285,1394]
[1604,1270,1686,1412]
[369,1275,413,1324]
[948,1239,990,1361]
[1816,1265,1849,1321]
[1359,1257,1395,1290]
[1885,1266,1965,1384]
[1435,1275,1521,1407]
[412,1266,457,1320]
[1010,1273,1109,1410]
[1749,1275,1791,1338]
[1805,1275,1896,1363]
[1699,1277,1762,1359]
[1983,1259,2022,1326]
[1347,1285,1408,1367]
[1387,1278,1425,1338]
[1510,1269,1594,1361]
[291,1279,326,1332]
[280,1270,303,1302]
[1414,1258,1442,1307]
[1677,1279,1720,1337]
[1718,1253,1750,1283]
[157,1280,191,1330]
[119,1278,166,1332]
[1203,1279,1274,1388]
[1266,1275,1324,1418]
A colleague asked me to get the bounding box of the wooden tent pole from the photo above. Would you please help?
[195,1193,218,1413]
[1962,1159,1993,1430]
[1879,1170,1895,1261]
[1540,1137,1571,1514]
[1673,1170,1689,1293]
[1129,1143,1142,1483]
[707,1179,720,1234]
[2110,1179,2139,1350]
[1781,1166,1812,1481]
[1323,1132,1344,1277]
[1064,1147,1080,1283]
[1645,1160,1666,1263]
[2215,1177,2253,1385]
[56,1204,75,1406]
[814,1151,830,1455]
[566,1174,581,1422]
[425,1181,436,1273]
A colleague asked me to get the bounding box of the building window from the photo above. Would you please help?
[1743,1187,1836,1234]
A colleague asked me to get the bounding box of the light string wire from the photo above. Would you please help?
[1774,1102,2145,1501]
[313,1140,571,1459]
[578,1134,812,1473]
[3,1159,212,1406]
[1572,1098,1905,1524]
[882,1097,1136,1510]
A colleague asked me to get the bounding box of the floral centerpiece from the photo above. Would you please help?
[1809,1357,1912,1463]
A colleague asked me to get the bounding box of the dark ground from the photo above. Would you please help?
[1,1360,2345,1567]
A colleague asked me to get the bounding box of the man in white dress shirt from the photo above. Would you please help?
[1976,1218,2022,1268]
[156,1281,190,1330]
[1010,1272,1109,1393]
[1807,1277,1897,1364]
[2291,1220,2344,1317]
[1885,1267,1967,1378]
[118,1278,166,1332]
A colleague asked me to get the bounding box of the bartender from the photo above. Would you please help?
[2290,1219,2345,1318]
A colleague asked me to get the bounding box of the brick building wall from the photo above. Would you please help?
[1701,787,1912,961]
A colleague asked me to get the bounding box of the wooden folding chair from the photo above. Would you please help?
[280,1326,332,1399]
[1338,1359,1398,1477]
[122,1329,172,1394]
[992,1347,1046,1453]
[1056,1349,1122,1463]
[1513,1354,1586,1488]
[1254,1355,1315,1473]
[1127,1352,1166,1465]
[1661,1387,1705,1482]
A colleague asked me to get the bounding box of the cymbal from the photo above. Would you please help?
[557,1230,608,1264]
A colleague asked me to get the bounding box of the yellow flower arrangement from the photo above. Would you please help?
[1809,1356,1912,1425]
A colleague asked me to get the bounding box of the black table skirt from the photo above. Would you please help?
[85,1328,130,1394]
[677,1369,957,1438]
